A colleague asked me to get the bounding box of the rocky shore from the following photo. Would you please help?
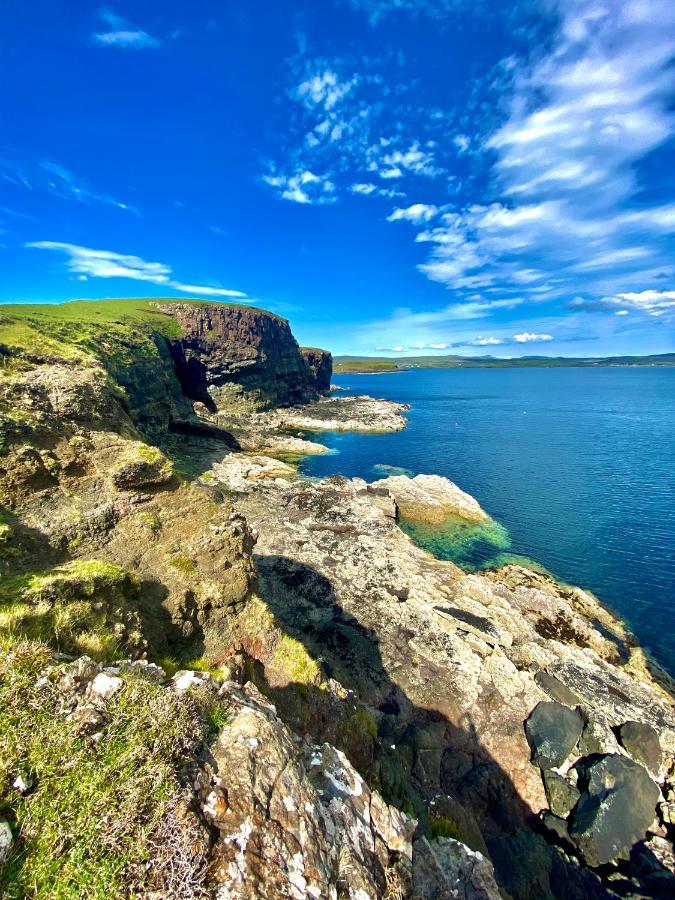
[0,299,673,899]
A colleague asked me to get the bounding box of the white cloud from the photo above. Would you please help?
[376,344,407,352]
[92,8,160,49]
[26,242,246,298]
[612,289,675,317]
[296,70,358,111]
[262,170,335,205]
[387,203,438,224]
[428,342,448,349]
[474,336,503,345]
[374,142,443,179]
[412,0,675,305]
[351,182,377,195]
[453,134,470,153]
[513,332,553,343]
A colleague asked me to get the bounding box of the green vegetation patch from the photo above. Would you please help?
[0,560,143,663]
[0,638,226,899]
[168,555,198,576]
[271,634,322,686]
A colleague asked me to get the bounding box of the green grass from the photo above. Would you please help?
[0,638,227,899]
[0,560,143,663]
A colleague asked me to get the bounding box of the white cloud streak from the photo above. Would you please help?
[92,8,160,49]
[26,242,246,298]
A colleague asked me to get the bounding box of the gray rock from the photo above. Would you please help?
[617,720,663,774]
[412,836,501,900]
[542,769,581,818]
[535,670,582,707]
[89,671,124,700]
[525,701,583,769]
[540,811,575,850]
[569,753,660,867]
[0,818,13,864]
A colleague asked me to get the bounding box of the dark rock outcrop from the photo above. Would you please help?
[159,303,331,412]
[301,346,333,395]
[525,702,584,769]
[569,754,660,866]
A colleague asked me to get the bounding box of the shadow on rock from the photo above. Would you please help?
[242,552,617,900]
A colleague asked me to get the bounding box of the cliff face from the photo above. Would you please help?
[301,347,333,395]
[159,303,331,412]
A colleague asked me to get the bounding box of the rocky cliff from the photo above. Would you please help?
[0,298,673,900]
[159,302,328,412]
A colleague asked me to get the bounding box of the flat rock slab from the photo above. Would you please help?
[569,753,660,867]
[617,720,663,774]
[525,701,583,768]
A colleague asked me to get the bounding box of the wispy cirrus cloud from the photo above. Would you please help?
[0,157,139,216]
[26,242,246,298]
[92,8,160,49]
[41,161,140,215]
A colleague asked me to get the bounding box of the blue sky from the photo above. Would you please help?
[1,1,674,356]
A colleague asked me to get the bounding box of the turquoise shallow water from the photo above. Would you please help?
[300,368,675,675]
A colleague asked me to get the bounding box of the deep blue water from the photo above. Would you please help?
[300,368,675,675]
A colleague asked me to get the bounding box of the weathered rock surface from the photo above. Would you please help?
[569,754,661,867]
[525,702,584,769]
[206,467,675,898]
[110,441,174,490]
[411,836,501,899]
[208,681,473,899]
[372,473,490,524]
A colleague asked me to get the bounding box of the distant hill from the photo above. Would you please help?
[333,352,675,374]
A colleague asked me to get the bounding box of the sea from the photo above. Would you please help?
[300,367,675,676]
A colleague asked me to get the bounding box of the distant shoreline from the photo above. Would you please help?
[334,352,675,375]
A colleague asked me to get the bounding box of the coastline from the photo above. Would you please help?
[1,297,673,899]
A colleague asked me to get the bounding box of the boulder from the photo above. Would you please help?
[617,721,663,774]
[569,754,660,867]
[371,473,489,524]
[525,701,583,769]
[170,670,218,693]
[542,769,581,818]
